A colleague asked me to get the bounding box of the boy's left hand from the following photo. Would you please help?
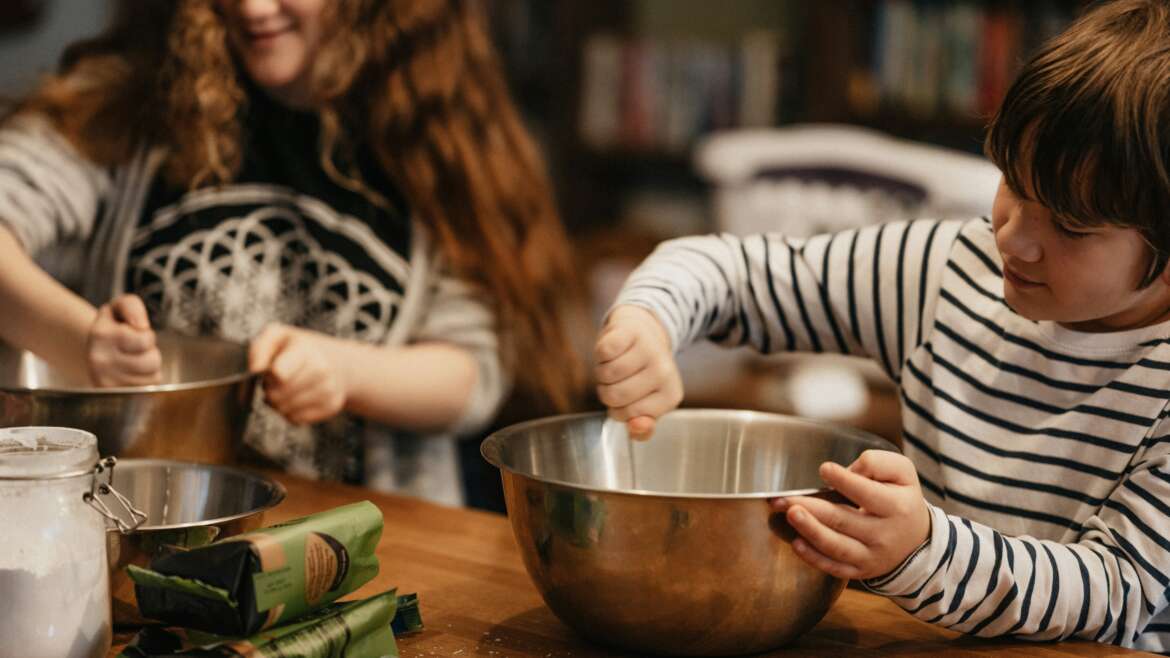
[771,449,930,580]
[249,324,349,426]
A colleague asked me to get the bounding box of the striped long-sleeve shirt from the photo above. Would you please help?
[615,217,1170,651]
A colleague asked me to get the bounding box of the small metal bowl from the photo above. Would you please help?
[0,333,257,464]
[481,409,897,656]
[102,459,286,626]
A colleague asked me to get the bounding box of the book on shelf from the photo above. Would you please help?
[580,34,624,150]
[943,3,979,116]
[863,0,1073,123]
[578,31,787,154]
[740,30,782,128]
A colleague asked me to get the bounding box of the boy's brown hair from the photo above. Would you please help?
[985,0,1170,286]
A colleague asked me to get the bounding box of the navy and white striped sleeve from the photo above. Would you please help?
[0,113,110,254]
[613,219,962,380]
[864,420,1170,647]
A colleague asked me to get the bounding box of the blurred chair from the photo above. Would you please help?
[696,123,1000,237]
[680,124,1000,429]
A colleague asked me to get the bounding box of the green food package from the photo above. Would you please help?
[128,501,383,636]
[116,589,422,658]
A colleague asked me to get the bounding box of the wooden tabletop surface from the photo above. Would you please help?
[112,471,1150,657]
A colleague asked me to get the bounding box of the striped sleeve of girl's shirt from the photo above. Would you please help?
[613,219,964,380]
[0,113,110,253]
[865,419,1170,647]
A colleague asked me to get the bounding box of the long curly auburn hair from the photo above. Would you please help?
[16,0,584,413]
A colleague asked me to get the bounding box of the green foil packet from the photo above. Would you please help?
[117,589,421,658]
[128,501,383,635]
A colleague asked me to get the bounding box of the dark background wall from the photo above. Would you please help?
[0,1,110,97]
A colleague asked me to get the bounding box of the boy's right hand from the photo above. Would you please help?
[594,305,683,439]
[86,294,162,387]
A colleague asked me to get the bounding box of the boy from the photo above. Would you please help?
[594,0,1170,650]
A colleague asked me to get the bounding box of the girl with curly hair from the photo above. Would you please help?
[0,0,582,503]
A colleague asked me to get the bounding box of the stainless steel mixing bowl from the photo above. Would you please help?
[481,409,898,656]
[0,333,257,464]
[101,459,286,626]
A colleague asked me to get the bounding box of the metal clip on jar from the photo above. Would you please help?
[0,426,146,658]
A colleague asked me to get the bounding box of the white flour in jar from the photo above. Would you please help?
[0,564,110,658]
[0,478,111,658]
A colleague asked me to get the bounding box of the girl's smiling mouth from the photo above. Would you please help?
[242,24,295,47]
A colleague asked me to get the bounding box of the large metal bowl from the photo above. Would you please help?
[102,459,286,626]
[481,409,897,656]
[0,333,257,464]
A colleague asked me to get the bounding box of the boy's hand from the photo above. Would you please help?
[86,294,163,387]
[771,450,931,580]
[249,324,349,426]
[593,304,683,439]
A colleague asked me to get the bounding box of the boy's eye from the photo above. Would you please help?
[1054,220,1093,239]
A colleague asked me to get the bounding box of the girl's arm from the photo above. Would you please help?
[248,327,479,433]
[342,341,478,432]
[0,226,162,385]
[0,223,96,380]
[0,113,106,372]
[0,113,161,385]
[250,268,506,435]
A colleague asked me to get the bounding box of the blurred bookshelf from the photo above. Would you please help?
[485,0,1084,234]
[813,1,1077,147]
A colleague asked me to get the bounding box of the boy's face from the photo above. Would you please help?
[217,0,327,108]
[991,178,1170,332]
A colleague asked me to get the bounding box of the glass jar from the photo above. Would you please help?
[0,427,144,658]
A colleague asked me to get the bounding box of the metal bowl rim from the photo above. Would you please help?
[0,332,256,394]
[480,408,898,500]
[109,458,287,531]
[0,370,257,395]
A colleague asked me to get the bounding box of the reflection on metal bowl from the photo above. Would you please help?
[101,459,286,626]
[481,409,897,656]
[0,333,256,464]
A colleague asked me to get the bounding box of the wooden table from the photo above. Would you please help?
[113,473,1150,657]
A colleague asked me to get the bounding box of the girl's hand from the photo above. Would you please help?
[771,450,931,580]
[249,324,349,426]
[86,294,162,387]
[593,304,683,439]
